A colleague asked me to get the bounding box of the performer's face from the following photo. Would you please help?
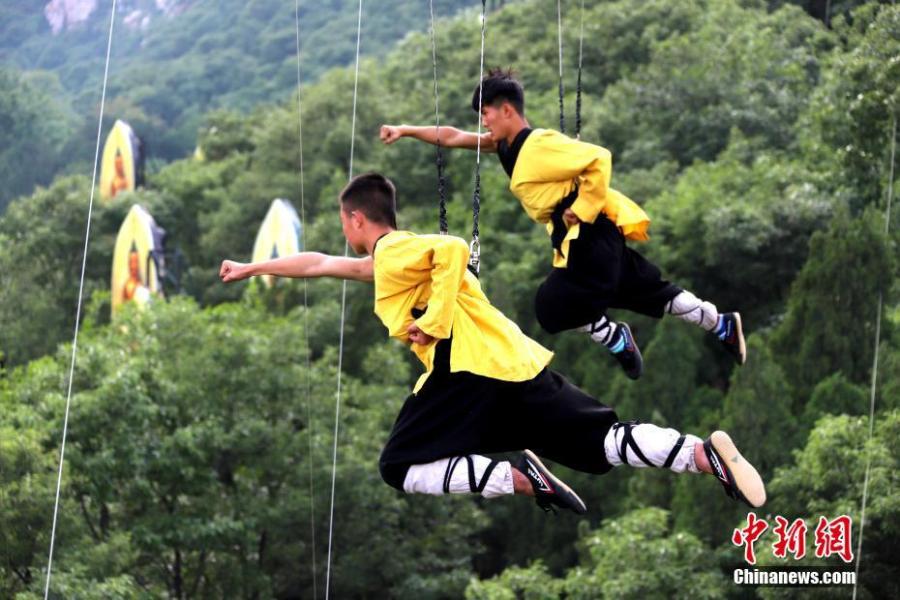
[339,207,367,255]
[480,105,503,140]
[481,102,519,141]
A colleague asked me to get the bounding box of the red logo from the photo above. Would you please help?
[772,516,807,560]
[733,513,855,564]
[814,515,854,563]
[732,512,769,565]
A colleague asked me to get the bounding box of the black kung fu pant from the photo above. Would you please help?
[535,215,681,334]
[379,340,619,491]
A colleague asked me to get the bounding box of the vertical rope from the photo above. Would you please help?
[852,116,896,600]
[556,0,565,133]
[429,0,448,234]
[889,119,897,236]
[469,0,487,275]
[292,1,317,596]
[44,1,118,598]
[325,1,363,598]
[575,0,585,139]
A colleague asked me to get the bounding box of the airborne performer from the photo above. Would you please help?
[219,173,765,513]
[380,69,745,380]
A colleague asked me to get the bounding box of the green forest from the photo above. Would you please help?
[1,0,898,598]
[0,0,495,211]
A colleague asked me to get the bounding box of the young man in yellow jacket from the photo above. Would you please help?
[380,70,745,380]
[219,173,765,513]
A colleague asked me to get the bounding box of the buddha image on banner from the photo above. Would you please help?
[252,199,303,288]
[99,120,144,201]
[111,205,165,315]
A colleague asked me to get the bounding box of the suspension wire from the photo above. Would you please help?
[43,1,118,598]
[575,0,585,139]
[325,1,363,598]
[852,115,896,600]
[429,0,448,234]
[469,0,487,276]
[292,1,318,596]
[556,0,565,133]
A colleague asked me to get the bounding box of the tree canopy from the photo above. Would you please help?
[1,0,898,597]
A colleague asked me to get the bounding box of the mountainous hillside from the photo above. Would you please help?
[1,0,898,597]
[0,0,500,210]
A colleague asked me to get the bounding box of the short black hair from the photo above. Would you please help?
[471,68,525,114]
[339,172,398,228]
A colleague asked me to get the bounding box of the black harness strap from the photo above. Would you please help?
[437,148,448,234]
[443,456,500,494]
[556,0,565,134]
[428,0,448,234]
[468,457,499,494]
[575,61,582,139]
[575,0,584,139]
[468,0,487,278]
[662,435,687,470]
[615,422,656,468]
[443,457,464,493]
[550,184,580,256]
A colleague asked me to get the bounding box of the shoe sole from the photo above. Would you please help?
[732,313,747,365]
[619,323,643,380]
[524,449,587,514]
[710,431,765,508]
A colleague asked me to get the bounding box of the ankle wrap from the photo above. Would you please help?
[442,456,499,494]
[665,291,719,332]
[402,456,513,498]
[580,316,617,346]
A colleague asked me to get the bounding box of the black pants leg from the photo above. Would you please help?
[378,341,619,491]
[535,216,681,333]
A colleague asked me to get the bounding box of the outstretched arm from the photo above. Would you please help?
[380,124,496,152]
[220,253,373,283]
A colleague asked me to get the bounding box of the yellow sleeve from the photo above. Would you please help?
[521,133,613,224]
[569,144,612,224]
[414,236,469,339]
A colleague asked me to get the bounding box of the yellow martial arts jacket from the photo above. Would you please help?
[507,128,651,268]
[373,230,553,393]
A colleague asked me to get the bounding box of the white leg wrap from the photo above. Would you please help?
[402,456,514,499]
[665,291,719,332]
[604,422,702,474]
[578,315,618,346]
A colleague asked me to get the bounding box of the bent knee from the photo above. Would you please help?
[379,460,409,492]
[535,286,568,334]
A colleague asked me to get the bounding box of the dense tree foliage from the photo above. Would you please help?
[2,299,487,598]
[0,0,494,208]
[0,67,75,213]
[1,0,897,597]
[467,508,728,599]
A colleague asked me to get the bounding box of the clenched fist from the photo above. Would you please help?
[220,260,250,283]
[406,321,435,346]
[380,125,402,145]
